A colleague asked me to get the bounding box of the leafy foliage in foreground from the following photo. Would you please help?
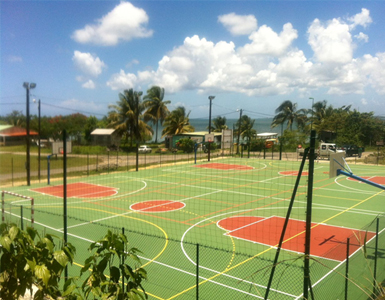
[80,230,147,300]
[0,224,147,300]
[0,223,79,299]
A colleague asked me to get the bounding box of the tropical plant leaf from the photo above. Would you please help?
[0,236,12,252]
[8,225,19,242]
[53,249,69,267]
[35,264,50,286]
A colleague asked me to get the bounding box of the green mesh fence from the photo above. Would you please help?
[2,148,385,299]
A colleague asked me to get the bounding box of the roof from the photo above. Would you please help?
[176,131,222,136]
[91,129,116,135]
[257,132,278,138]
[0,125,13,131]
[0,126,38,137]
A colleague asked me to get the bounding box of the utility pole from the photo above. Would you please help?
[237,109,243,155]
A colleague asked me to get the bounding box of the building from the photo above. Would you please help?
[166,129,233,149]
[90,129,121,148]
[0,125,38,146]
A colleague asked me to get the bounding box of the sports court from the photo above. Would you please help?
[2,157,385,299]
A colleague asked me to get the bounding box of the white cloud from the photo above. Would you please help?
[126,59,140,68]
[360,53,385,95]
[72,51,106,77]
[72,2,153,46]
[106,9,384,98]
[361,98,368,105]
[107,70,138,90]
[308,18,353,64]
[348,8,372,29]
[355,32,369,43]
[218,13,257,36]
[82,80,96,89]
[240,23,298,57]
[61,98,104,114]
[8,55,22,63]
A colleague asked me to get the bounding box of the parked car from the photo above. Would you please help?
[297,143,345,159]
[340,145,364,157]
[138,145,152,153]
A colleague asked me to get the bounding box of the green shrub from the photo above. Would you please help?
[178,138,195,153]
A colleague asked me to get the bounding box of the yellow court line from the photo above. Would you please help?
[60,205,169,276]
[167,187,384,299]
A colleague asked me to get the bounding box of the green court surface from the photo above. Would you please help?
[2,157,385,299]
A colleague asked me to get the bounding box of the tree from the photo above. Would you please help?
[212,116,228,132]
[84,116,99,143]
[271,100,307,131]
[237,115,256,143]
[4,110,26,127]
[162,106,195,137]
[143,86,171,143]
[108,89,153,147]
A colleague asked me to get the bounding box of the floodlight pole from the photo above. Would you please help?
[208,96,215,162]
[23,82,36,186]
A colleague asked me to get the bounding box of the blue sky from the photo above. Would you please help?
[1,0,385,121]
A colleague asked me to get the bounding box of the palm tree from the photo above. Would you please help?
[238,115,256,143]
[108,89,153,147]
[212,116,228,132]
[6,110,25,127]
[143,86,171,143]
[271,100,307,131]
[162,106,195,137]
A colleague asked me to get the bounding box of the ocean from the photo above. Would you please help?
[151,117,276,142]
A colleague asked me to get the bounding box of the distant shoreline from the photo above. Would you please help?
[151,117,276,142]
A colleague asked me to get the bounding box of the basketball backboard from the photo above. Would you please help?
[52,141,72,154]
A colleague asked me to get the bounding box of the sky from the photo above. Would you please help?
[1,0,385,121]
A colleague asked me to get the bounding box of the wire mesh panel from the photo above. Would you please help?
[2,151,385,299]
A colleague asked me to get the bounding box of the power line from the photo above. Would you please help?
[42,103,106,117]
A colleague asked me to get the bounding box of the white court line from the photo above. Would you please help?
[66,189,222,229]
[294,226,385,300]
[180,209,298,299]
[10,212,272,299]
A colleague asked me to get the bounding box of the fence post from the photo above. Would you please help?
[87,153,89,176]
[1,191,4,224]
[122,227,125,293]
[20,205,24,230]
[63,130,68,280]
[196,243,199,300]
[127,152,129,171]
[373,218,379,296]
[345,237,350,300]
[108,151,110,173]
[303,130,316,300]
[12,158,14,186]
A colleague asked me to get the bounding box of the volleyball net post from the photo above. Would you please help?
[1,191,34,227]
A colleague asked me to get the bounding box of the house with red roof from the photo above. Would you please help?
[0,125,38,146]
